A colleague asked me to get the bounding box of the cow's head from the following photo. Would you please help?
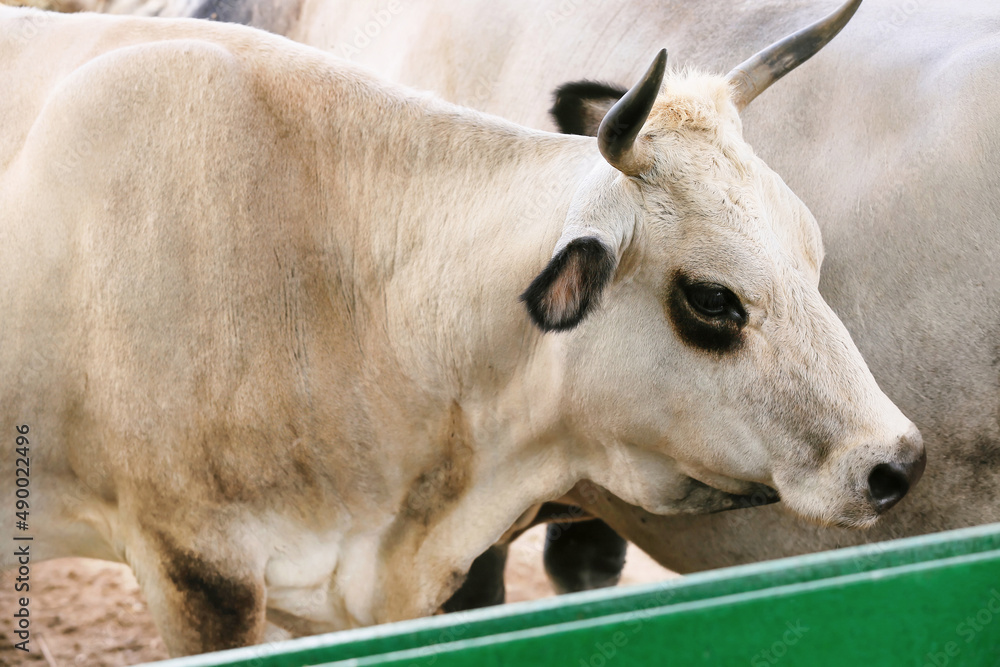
[522,0,924,528]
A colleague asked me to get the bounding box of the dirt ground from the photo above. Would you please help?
[0,526,674,666]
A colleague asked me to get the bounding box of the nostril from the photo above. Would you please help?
[867,428,926,515]
[867,462,911,513]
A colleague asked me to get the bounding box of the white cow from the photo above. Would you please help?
[180,0,1000,578]
[1,4,923,655]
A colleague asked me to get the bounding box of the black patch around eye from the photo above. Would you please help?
[550,81,629,136]
[667,274,747,353]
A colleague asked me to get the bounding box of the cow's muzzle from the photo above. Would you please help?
[866,428,926,514]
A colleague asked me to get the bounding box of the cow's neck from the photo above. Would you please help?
[299,78,604,622]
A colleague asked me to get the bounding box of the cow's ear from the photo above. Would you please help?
[550,81,628,136]
[521,237,617,332]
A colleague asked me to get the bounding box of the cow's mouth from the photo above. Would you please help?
[668,478,780,515]
[717,482,780,513]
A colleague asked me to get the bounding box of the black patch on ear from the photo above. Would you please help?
[550,81,628,136]
[521,237,616,332]
[667,272,747,354]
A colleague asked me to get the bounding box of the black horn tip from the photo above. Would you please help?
[597,49,668,175]
[653,48,668,71]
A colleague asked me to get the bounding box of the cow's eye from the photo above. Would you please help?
[684,283,746,323]
[668,273,748,354]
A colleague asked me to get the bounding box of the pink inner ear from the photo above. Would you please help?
[542,253,583,320]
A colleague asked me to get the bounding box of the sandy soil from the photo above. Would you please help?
[0,526,674,666]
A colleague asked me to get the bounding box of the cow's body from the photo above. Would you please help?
[0,5,924,654]
[221,0,1000,569]
[0,8,608,649]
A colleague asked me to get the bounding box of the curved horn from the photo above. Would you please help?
[726,0,862,111]
[598,48,667,177]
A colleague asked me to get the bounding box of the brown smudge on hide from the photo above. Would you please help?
[201,421,316,506]
[799,431,833,468]
[374,402,476,614]
[646,96,721,133]
[400,402,475,527]
[202,426,265,505]
[204,431,247,503]
[154,530,263,651]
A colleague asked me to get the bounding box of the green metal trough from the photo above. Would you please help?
[145,523,1000,666]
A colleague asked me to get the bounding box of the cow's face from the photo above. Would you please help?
[523,57,924,528]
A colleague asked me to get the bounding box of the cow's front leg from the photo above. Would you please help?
[129,527,268,655]
[441,544,508,612]
[544,519,627,594]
